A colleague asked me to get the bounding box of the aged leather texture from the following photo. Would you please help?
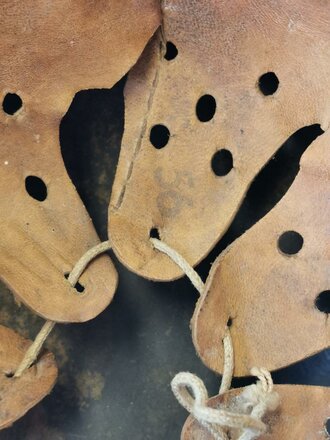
[0,1,160,321]
[181,385,330,440]
[192,131,330,376]
[109,0,329,281]
[0,325,58,430]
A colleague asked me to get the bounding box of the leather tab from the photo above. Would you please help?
[0,325,58,430]
[192,132,330,375]
[109,0,330,281]
[0,1,160,321]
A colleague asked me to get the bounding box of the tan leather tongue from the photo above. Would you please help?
[192,131,330,376]
[0,325,58,430]
[0,1,160,321]
[181,385,330,440]
[109,0,330,281]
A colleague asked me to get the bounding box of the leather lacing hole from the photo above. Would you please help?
[258,72,279,96]
[149,227,160,240]
[2,93,23,115]
[164,41,178,61]
[211,149,233,176]
[278,231,303,255]
[25,176,48,202]
[196,94,216,122]
[315,291,330,314]
[150,124,170,149]
[64,273,85,294]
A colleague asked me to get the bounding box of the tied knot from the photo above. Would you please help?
[171,370,279,440]
[239,368,280,425]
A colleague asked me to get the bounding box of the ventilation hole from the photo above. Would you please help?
[2,93,23,115]
[25,176,48,202]
[258,72,279,96]
[315,291,330,314]
[64,273,85,294]
[226,317,233,327]
[5,371,14,378]
[196,94,216,122]
[150,124,170,149]
[149,228,160,240]
[325,418,330,436]
[164,41,178,61]
[211,149,233,176]
[278,231,303,255]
